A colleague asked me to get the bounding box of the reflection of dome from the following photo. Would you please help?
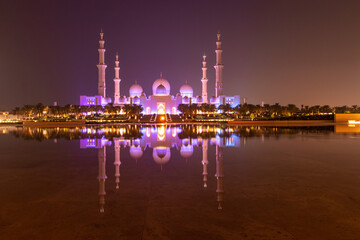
[152,78,170,95]
[130,146,143,159]
[182,138,190,146]
[155,84,167,95]
[129,83,143,97]
[153,147,171,165]
[180,145,194,158]
[180,83,193,98]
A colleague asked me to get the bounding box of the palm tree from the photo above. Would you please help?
[104,103,114,115]
[270,103,282,116]
[49,106,59,117]
[189,104,198,117]
[94,105,104,114]
[114,106,122,115]
[208,104,216,113]
[88,105,96,115]
[287,104,299,116]
[177,104,191,118]
[34,103,45,118]
[132,104,143,119]
[79,106,89,116]
[319,105,332,114]
[71,105,81,119]
[123,104,143,119]
[199,103,209,114]
[218,104,232,115]
[352,105,358,113]
[11,107,21,115]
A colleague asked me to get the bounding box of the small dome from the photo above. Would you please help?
[155,84,167,95]
[180,84,193,94]
[197,96,202,102]
[152,77,170,95]
[129,83,143,97]
[153,147,171,165]
[133,96,140,104]
[210,96,217,103]
[180,145,194,158]
[119,96,126,103]
[180,83,193,98]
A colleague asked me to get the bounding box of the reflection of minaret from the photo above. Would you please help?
[97,29,107,98]
[98,146,107,213]
[201,139,208,188]
[214,33,224,97]
[201,55,208,103]
[113,53,121,105]
[114,139,121,189]
[215,145,224,210]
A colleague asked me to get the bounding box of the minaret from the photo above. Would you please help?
[114,139,121,189]
[113,53,121,105]
[201,139,208,187]
[215,145,224,210]
[201,55,208,103]
[214,33,224,97]
[98,146,107,213]
[97,29,107,98]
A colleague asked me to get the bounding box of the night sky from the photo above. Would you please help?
[1,0,360,110]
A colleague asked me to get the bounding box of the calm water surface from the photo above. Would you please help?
[1,124,360,240]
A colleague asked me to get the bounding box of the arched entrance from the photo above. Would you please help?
[157,103,165,114]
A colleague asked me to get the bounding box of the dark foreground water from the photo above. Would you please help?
[1,124,360,240]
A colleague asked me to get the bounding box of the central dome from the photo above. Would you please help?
[152,77,170,95]
[153,147,171,165]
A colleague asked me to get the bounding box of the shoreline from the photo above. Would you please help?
[0,119,347,127]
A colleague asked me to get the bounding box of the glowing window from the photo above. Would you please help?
[157,103,165,114]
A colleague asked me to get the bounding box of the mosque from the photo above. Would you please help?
[80,31,240,114]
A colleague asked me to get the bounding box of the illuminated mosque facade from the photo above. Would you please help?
[80,31,240,114]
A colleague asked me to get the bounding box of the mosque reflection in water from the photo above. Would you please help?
[80,125,229,213]
[4,124,342,213]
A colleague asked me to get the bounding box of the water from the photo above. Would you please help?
[1,124,360,239]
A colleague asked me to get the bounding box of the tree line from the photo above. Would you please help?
[11,103,143,119]
[10,102,360,120]
[177,103,360,120]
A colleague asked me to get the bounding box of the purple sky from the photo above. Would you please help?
[1,0,360,110]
